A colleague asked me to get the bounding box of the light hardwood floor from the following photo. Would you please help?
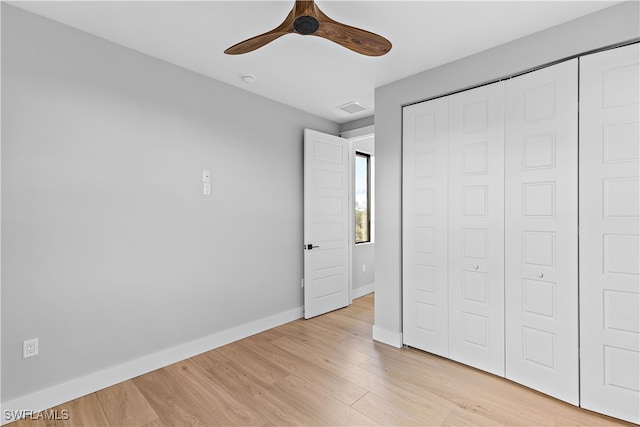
[10,294,635,426]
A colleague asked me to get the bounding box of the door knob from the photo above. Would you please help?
[305,244,319,250]
[473,264,479,270]
[537,272,544,278]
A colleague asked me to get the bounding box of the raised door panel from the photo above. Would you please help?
[402,98,449,356]
[448,82,505,376]
[504,59,579,405]
[579,43,640,424]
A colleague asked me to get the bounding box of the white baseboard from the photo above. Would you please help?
[351,283,374,300]
[1,306,303,425]
[372,325,403,348]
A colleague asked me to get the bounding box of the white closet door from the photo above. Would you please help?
[448,82,505,376]
[504,59,579,404]
[580,44,640,424]
[402,98,450,357]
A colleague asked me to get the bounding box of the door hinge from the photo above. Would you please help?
[301,278,304,288]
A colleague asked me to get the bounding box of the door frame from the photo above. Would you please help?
[302,126,375,317]
[341,125,375,299]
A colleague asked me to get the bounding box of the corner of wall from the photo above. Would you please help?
[339,115,375,135]
[372,325,403,348]
[352,283,375,300]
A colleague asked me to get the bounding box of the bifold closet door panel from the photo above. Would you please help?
[504,59,579,405]
[579,44,640,424]
[402,98,450,356]
[448,82,505,376]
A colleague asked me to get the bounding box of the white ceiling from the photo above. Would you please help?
[9,0,620,123]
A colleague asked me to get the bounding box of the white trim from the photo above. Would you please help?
[348,137,355,305]
[340,125,374,140]
[1,306,303,425]
[372,325,403,348]
[352,283,374,300]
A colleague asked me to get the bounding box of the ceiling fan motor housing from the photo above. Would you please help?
[294,15,320,35]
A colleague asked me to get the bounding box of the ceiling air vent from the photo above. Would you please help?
[338,101,368,114]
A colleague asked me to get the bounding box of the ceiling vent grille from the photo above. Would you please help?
[338,101,368,114]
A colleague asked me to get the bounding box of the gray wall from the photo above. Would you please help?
[374,1,640,343]
[1,4,338,401]
[340,115,374,134]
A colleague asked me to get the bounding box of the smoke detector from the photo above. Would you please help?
[241,74,256,84]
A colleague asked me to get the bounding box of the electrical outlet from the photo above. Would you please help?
[23,338,38,358]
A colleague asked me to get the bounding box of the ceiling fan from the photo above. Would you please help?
[224,0,392,57]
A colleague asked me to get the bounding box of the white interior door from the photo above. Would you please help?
[448,82,505,376]
[303,129,350,319]
[579,44,640,424]
[402,98,450,357]
[504,59,579,405]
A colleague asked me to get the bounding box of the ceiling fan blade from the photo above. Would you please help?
[224,30,291,55]
[224,7,296,55]
[313,20,392,57]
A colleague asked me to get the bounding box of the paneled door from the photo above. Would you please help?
[402,98,449,357]
[504,59,579,405]
[448,82,505,376]
[579,44,640,424]
[303,129,350,319]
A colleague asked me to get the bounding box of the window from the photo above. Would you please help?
[355,152,371,244]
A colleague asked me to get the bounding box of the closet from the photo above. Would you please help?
[402,43,639,424]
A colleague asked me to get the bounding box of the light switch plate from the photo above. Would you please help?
[202,170,211,183]
[203,183,211,195]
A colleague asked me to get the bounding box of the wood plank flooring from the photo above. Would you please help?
[9,294,634,426]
